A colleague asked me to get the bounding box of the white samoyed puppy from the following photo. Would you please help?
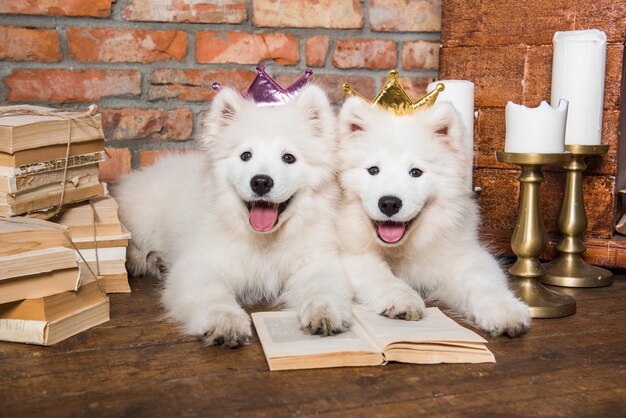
[113,85,353,346]
[336,97,531,337]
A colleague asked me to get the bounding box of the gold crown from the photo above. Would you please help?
[342,70,445,115]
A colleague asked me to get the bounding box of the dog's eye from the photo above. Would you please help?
[409,168,423,178]
[367,166,380,175]
[282,153,296,164]
[240,152,252,162]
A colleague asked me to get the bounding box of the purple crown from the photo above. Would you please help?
[212,66,313,106]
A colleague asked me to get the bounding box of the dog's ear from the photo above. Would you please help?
[424,102,465,153]
[294,85,333,137]
[338,96,372,138]
[203,87,245,140]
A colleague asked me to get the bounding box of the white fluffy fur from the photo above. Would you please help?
[336,97,531,337]
[113,86,353,346]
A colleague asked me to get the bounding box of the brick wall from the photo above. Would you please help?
[0,0,441,182]
[439,0,625,243]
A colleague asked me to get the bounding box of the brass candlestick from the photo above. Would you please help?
[496,151,576,318]
[543,144,613,287]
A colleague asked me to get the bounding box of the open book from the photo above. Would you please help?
[252,307,495,371]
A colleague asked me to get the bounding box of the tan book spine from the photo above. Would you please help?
[0,151,105,177]
[0,182,105,217]
[0,164,99,195]
[0,140,104,167]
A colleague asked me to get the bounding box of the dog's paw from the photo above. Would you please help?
[189,307,252,348]
[474,298,531,337]
[360,286,425,321]
[299,298,352,336]
[146,251,168,279]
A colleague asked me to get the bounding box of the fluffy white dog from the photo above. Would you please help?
[113,85,353,346]
[336,97,531,337]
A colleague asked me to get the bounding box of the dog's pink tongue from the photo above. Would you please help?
[378,223,405,243]
[249,204,278,232]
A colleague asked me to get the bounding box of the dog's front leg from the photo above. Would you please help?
[433,248,531,337]
[343,253,425,320]
[282,255,353,336]
[162,256,251,347]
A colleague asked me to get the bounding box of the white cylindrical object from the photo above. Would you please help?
[427,80,474,188]
[505,100,568,153]
[551,29,607,145]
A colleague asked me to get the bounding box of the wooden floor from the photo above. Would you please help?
[1,273,625,417]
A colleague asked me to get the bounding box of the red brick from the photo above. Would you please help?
[149,69,256,102]
[370,0,441,32]
[68,28,187,63]
[402,41,439,70]
[253,0,363,28]
[604,45,623,111]
[99,148,132,183]
[575,0,626,43]
[139,149,196,168]
[474,108,506,170]
[332,39,397,69]
[0,0,114,17]
[440,46,526,107]
[122,0,247,23]
[275,73,376,105]
[305,35,329,67]
[523,45,552,108]
[586,110,620,176]
[101,108,193,142]
[5,69,141,103]
[475,167,615,239]
[389,76,435,100]
[196,32,298,65]
[441,0,576,47]
[0,26,61,62]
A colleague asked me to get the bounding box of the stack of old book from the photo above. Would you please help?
[54,196,132,293]
[0,105,106,217]
[0,105,133,345]
[0,218,109,345]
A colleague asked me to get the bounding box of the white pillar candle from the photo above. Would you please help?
[427,80,474,188]
[505,100,568,153]
[551,29,607,145]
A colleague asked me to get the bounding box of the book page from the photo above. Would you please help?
[252,311,382,359]
[353,306,488,350]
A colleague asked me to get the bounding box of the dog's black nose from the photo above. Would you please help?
[250,174,274,196]
[378,195,402,217]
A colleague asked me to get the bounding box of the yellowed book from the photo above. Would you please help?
[0,164,99,195]
[0,267,81,305]
[0,286,109,346]
[53,196,124,239]
[0,246,77,280]
[0,218,72,256]
[0,105,104,154]
[0,151,105,178]
[0,182,105,217]
[0,139,104,168]
[81,270,130,294]
[0,280,104,321]
[252,307,495,371]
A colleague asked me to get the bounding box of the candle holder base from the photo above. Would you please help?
[543,256,613,287]
[542,143,612,288]
[496,151,576,319]
[515,277,577,318]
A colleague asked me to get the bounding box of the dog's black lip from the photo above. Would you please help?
[371,217,416,243]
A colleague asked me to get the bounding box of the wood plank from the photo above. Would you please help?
[0,276,625,416]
